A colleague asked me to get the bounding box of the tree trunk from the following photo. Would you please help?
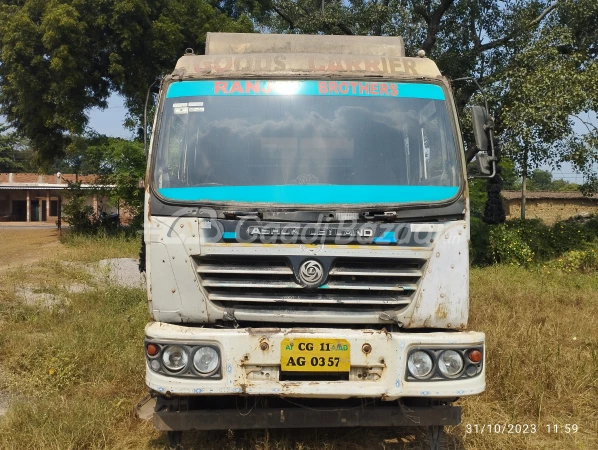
[521,174,526,220]
[520,150,527,220]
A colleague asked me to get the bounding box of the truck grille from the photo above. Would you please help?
[194,256,425,312]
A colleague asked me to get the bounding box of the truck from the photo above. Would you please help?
[142,32,494,450]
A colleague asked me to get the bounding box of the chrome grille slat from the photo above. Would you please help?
[201,279,417,291]
[197,264,293,275]
[202,280,300,289]
[195,256,425,312]
[326,281,417,291]
[329,267,422,277]
[209,293,411,305]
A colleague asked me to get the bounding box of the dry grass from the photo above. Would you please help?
[0,228,61,271]
[462,266,598,449]
[0,229,596,450]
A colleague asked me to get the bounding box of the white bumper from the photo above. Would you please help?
[145,322,485,401]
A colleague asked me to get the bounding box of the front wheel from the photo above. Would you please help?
[427,425,445,450]
[167,431,183,450]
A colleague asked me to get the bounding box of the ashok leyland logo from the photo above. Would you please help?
[298,260,325,287]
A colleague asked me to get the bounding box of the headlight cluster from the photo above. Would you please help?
[145,342,222,378]
[406,347,483,381]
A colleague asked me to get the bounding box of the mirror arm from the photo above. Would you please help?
[453,77,490,114]
[465,145,479,164]
[474,156,497,178]
[481,116,498,178]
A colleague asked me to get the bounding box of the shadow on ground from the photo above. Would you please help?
[148,427,466,450]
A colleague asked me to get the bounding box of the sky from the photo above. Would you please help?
[86,93,597,182]
[87,94,133,139]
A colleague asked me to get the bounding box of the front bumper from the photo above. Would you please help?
[145,322,485,401]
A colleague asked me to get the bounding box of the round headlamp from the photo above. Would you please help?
[438,350,464,377]
[407,351,434,378]
[193,347,220,374]
[162,345,188,372]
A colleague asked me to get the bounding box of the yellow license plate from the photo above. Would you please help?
[280,338,350,372]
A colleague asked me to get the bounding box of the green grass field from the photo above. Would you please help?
[0,230,596,449]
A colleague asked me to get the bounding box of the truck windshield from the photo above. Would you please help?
[154,80,461,206]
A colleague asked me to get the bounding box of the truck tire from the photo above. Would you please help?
[427,425,445,450]
[167,431,183,450]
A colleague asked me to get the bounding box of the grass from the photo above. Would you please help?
[0,230,596,449]
[0,228,61,271]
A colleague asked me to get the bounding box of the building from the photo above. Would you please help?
[502,190,598,224]
[0,173,115,223]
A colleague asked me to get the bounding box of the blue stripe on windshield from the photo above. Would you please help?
[157,185,458,205]
[166,80,445,100]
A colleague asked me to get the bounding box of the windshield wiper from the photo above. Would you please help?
[223,210,262,220]
[361,210,398,220]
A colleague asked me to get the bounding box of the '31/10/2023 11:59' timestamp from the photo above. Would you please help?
[465,424,579,434]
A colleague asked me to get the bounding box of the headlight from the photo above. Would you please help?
[193,346,220,374]
[407,351,433,378]
[162,345,188,372]
[438,350,464,377]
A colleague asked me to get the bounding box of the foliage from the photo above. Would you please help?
[60,181,99,233]
[469,215,491,265]
[499,158,520,190]
[51,133,106,175]
[0,0,253,161]
[472,214,598,267]
[499,0,598,192]
[60,180,131,234]
[488,224,535,266]
[0,122,31,171]
[229,1,579,115]
[549,178,579,191]
[523,169,580,191]
[468,177,487,218]
[52,135,147,227]
[527,169,553,190]
[547,248,598,273]
[91,137,146,224]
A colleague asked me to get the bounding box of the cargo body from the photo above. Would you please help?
[143,33,485,447]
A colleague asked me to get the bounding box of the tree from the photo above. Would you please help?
[225,1,560,111]
[61,181,98,233]
[0,0,253,161]
[550,179,578,191]
[0,123,20,171]
[50,133,146,223]
[528,169,554,191]
[498,0,598,193]
[91,137,146,221]
[500,158,520,191]
[0,123,30,171]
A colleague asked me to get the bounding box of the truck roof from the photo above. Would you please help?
[206,33,406,57]
[172,33,442,80]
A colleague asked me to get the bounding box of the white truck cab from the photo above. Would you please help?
[143,33,488,450]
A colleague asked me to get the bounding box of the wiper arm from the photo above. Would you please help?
[223,210,262,220]
[361,210,398,220]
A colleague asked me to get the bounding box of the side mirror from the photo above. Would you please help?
[471,106,496,177]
